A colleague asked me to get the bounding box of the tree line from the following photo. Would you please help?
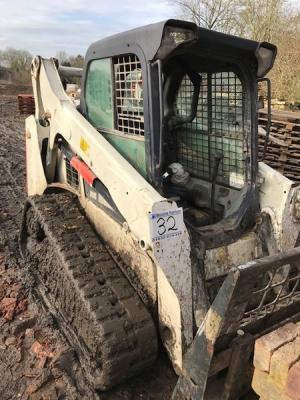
[0,0,299,102]
[172,0,300,102]
[0,49,84,85]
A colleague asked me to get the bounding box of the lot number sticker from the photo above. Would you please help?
[150,208,184,242]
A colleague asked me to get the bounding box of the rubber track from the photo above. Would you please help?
[20,192,158,390]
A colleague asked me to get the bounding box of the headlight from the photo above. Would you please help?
[292,187,300,221]
[162,25,196,46]
[256,43,277,78]
[156,21,197,59]
[158,21,197,54]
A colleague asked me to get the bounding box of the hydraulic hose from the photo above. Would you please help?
[210,152,223,224]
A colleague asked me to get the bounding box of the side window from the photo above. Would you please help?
[85,58,114,129]
[114,55,144,136]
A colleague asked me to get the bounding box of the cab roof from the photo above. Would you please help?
[85,19,277,78]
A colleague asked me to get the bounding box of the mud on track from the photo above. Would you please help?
[0,94,176,400]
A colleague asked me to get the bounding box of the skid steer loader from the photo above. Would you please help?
[19,19,300,399]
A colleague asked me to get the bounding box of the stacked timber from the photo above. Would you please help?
[17,94,35,115]
[252,322,300,400]
[258,109,300,183]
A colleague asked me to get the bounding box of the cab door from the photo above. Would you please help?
[85,54,146,177]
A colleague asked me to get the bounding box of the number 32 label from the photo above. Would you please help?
[150,208,184,242]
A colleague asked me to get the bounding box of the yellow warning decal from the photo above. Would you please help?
[80,137,90,155]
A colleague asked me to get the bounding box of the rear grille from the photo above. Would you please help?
[65,158,79,188]
[241,263,300,327]
[175,72,247,189]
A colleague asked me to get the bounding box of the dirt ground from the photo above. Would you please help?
[0,83,260,400]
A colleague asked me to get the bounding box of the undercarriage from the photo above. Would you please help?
[20,192,157,389]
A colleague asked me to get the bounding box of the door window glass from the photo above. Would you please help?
[85,58,113,129]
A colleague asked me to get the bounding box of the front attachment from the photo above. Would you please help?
[172,247,300,400]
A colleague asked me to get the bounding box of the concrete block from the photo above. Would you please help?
[286,361,300,400]
[269,337,300,388]
[252,368,292,400]
[254,323,299,372]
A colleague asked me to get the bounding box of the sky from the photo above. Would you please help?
[0,0,177,57]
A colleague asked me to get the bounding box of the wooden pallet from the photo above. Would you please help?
[258,109,300,182]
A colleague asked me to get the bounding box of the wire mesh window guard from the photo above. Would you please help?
[113,55,144,136]
[175,72,247,189]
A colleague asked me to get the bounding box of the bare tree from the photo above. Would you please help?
[237,0,300,102]
[171,0,240,33]
[0,48,32,83]
[56,51,84,68]
[237,0,285,41]
[68,54,84,68]
[269,12,300,102]
[56,50,69,65]
[171,0,300,103]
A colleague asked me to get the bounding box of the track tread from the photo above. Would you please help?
[21,192,157,390]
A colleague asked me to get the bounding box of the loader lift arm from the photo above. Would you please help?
[30,55,171,247]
